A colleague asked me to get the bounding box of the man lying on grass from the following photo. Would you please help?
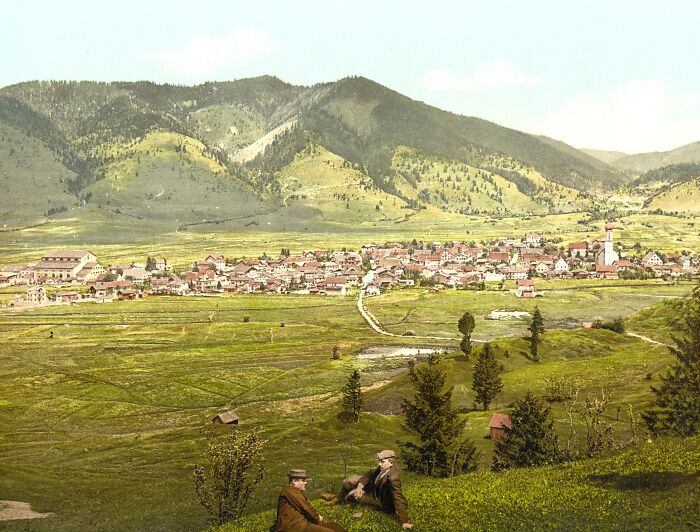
[330,449,413,529]
[276,469,347,532]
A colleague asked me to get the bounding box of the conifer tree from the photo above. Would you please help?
[528,307,545,361]
[492,391,559,470]
[643,283,700,436]
[472,343,503,410]
[458,311,476,359]
[342,369,363,422]
[401,353,478,477]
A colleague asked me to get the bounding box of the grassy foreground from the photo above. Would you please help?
[0,286,695,530]
[226,436,700,531]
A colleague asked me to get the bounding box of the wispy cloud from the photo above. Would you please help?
[423,60,538,91]
[538,81,700,153]
[149,28,279,77]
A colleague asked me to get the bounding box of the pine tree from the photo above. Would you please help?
[643,283,700,436]
[492,391,559,471]
[528,307,545,361]
[401,353,478,477]
[458,312,476,359]
[342,369,363,423]
[472,343,503,410]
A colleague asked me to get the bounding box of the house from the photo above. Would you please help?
[121,268,147,284]
[569,242,589,258]
[365,284,382,296]
[489,413,512,440]
[212,411,239,425]
[204,254,226,272]
[54,291,81,303]
[554,257,569,274]
[33,250,98,281]
[596,264,619,279]
[525,233,541,246]
[75,262,106,282]
[26,286,47,303]
[641,252,664,268]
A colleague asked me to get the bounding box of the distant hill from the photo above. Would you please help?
[0,76,631,229]
[613,141,700,173]
[580,147,630,165]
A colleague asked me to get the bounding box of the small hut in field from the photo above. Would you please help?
[488,413,512,440]
[212,410,239,425]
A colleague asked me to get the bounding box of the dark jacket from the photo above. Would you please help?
[276,485,322,531]
[359,466,409,524]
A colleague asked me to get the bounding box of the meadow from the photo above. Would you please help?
[1,280,697,530]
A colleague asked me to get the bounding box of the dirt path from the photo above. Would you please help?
[626,331,673,348]
[357,291,470,342]
[0,500,53,521]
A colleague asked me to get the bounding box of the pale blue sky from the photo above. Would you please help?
[3,0,699,153]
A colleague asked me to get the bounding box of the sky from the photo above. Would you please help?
[3,0,699,154]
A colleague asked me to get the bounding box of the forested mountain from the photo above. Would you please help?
[0,75,685,229]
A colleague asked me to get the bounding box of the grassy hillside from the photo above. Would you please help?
[615,141,700,173]
[0,285,694,530]
[278,142,411,224]
[580,147,630,165]
[645,179,700,213]
[301,76,623,192]
[228,436,700,531]
[0,121,79,226]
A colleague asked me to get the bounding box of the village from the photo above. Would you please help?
[1,225,697,308]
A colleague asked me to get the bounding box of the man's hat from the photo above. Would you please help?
[377,449,396,460]
[288,469,310,479]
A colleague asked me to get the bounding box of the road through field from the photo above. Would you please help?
[357,291,476,342]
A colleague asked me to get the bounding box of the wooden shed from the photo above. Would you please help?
[212,411,239,425]
[488,413,512,440]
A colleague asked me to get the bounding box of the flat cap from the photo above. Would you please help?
[287,469,310,479]
[377,449,396,460]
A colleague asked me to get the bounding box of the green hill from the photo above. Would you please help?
[227,436,700,531]
[0,76,629,230]
[614,141,700,173]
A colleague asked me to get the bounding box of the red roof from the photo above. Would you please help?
[489,413,512,430]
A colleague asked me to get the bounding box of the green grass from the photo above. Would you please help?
[363,281,694,340]
[227,436,700,531]
[0,286,694,530]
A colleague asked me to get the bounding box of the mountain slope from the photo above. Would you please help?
[0,75,632,228]
[298,77,623,191]
[614,141,700,173]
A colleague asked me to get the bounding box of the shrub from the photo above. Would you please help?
[193,427,267,526]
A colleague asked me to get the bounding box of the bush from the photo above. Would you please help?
[193,427,267,526]
[592,317,625,333]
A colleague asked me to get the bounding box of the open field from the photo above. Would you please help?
[0,282,696,530]
[363,280,694,340]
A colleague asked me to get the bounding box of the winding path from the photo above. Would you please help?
[357,290,476,342]
[626,331,673,348]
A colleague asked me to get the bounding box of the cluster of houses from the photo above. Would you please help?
[1,226,697,307]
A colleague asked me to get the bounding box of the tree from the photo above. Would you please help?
[471,343,503,410]
[342,369,363,422]
[643,283,700,437]
[401,353,478,477]
[193,427,267,526]
[458,312,476,359]
[528,307,545,361]
[492,391,559,470]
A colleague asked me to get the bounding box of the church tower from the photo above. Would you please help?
[603,224,618,265]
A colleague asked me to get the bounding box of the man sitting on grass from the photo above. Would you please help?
[334,449,412,529]
[276,469,347,532]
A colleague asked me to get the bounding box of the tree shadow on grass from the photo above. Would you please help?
[588,472,699,491]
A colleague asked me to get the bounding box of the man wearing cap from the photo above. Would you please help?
[276,469,347,532]
[338,450,412,529]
